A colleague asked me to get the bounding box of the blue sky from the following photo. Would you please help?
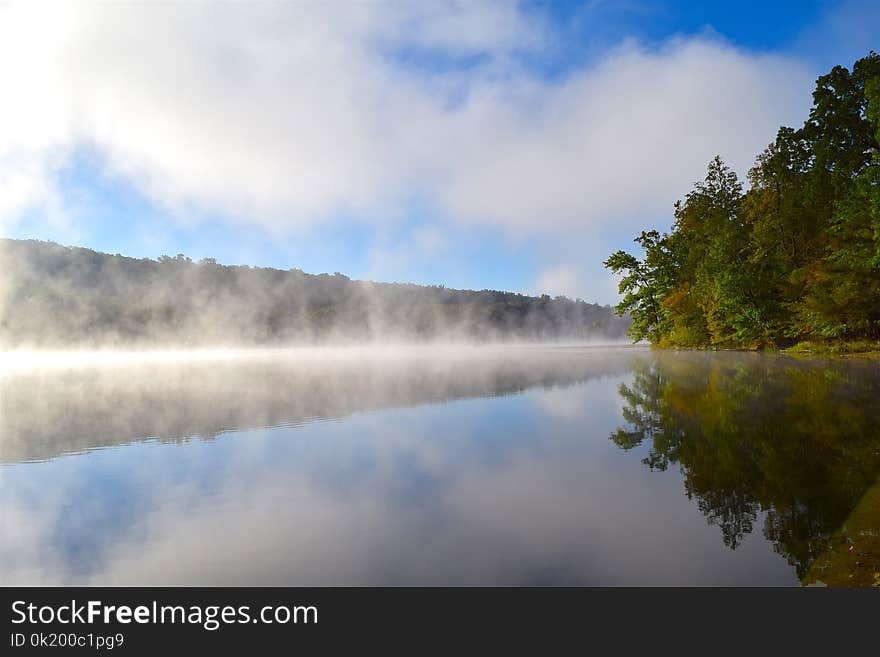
[1,1,878,304]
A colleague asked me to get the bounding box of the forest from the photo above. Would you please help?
[0,238,629,347]
[605,52,880,349]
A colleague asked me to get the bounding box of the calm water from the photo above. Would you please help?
[2,346,879,586]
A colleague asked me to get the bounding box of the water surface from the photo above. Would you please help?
[2,346,878,585]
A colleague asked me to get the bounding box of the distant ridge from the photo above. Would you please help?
[0,238,629,347]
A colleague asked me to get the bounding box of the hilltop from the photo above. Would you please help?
[0,238,629,347]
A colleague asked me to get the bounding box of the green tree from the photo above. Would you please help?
[603,229,675,342]
[605,52,880,348]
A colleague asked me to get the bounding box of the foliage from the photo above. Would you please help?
[606,52,880,347]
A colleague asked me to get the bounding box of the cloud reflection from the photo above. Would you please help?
[0,347,799,585]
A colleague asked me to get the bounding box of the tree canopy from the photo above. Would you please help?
[605,52,880,348]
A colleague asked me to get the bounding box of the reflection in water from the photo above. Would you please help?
[1,347,634,463]
[610,352,880,586]
[1,347,878,585]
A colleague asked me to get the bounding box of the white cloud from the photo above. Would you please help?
[533,264,583,298]
[0,1,812,240]
[437,38,811,234]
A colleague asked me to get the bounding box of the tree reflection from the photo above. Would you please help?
[611,353,880,584]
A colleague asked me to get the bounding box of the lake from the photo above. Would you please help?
[2,346,878,586]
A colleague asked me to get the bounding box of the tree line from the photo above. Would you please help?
[0,238,629,347]
[605,52,880,348]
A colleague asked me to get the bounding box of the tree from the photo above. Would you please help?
[605,52,880,348]
[604,229,675,342]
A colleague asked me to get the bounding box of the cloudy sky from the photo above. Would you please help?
[1,1,878,304]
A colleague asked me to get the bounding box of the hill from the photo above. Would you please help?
[0,238,629,347]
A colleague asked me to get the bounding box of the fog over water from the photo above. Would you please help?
[1,345,636,464]
[3,345,877,586]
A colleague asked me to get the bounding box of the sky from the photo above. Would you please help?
[1,0,878,305]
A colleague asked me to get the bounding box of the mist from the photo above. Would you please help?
[0,345,642,465]
[0,238,631,350]
[8,348,875,586]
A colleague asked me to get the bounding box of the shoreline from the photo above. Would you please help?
[648,340,880,359]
